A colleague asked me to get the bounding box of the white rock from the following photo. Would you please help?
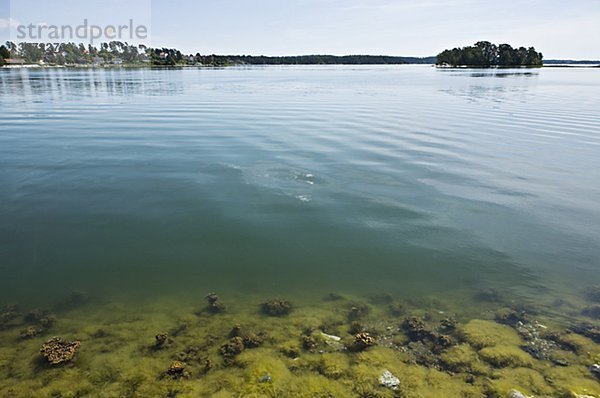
[379,369,400,390]
[320,332,341,342]
[509,390,533,398]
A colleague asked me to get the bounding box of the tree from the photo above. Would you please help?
[436,42,543,67]
[0,45,9,65]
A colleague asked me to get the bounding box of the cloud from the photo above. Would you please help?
[0,18,21,30]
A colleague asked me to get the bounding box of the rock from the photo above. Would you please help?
[350,332,376,351]
[0,304,19,327]
[302,335,317,350]
[495,308,528,326]
[515,321,559,360]
[379,369,400,390]
[206,293,226,313]
[20,326,42,339]
[40,337,81,365]
[439,317,457,332]
[348,304,370,320]
[258,373,272,383]
[153,332,170,349]
[320,332,341,342]
[591,364,600,378]
[261,299,292,316]
[24,309,55,327]
[569,322,600,343]
[509,390,533,398]
[242,332,265,348]
[165,361,188,379]
[403,316,435,342]
[220,336,245,365]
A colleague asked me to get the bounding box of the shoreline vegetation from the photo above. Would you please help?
[0,41,434,68]
[1,41,597,69]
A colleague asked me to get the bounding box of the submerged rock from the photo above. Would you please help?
[153,332,172,349]
[225,325,266,348]
[261,299,293,316]
[514,320,559,360]
[24,309,55,329]
[403,316,436,342]
[509,390,533,398]
[590,364,600,378]
[439,317,457,332]
[379,369,400,390]
[40,337,81,365]
[175,346,212,374]
[258,373,272,383]
[165,361,189,380]
[20,326,43,339]
[0,304,19,327]
[569,322,600,343]
[242,332,266,348]
[320,332,342,342]
[206,293,227,314]
[347,304,370,321]
[302,335,318,350]
[220,336,245,365]
[495,307,528,326]
[350,332,376,351]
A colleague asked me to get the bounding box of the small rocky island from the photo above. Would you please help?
[437,41,543,67]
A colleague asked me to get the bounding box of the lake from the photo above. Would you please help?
[1,66,599,396]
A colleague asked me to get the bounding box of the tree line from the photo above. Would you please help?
[1,40,544,68]
[437,41,543,67]
[1,41,436,67]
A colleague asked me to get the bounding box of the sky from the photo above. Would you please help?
[1,0,599,59]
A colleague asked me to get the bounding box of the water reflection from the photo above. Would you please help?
[0,68,185,100]
[437,68,540,78]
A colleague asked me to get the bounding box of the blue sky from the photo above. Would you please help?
[1,0,599,58]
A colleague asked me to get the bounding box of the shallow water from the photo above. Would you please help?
[0,66,599,396]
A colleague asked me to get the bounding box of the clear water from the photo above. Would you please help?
[1,66,599,306]
[2,65,600,397]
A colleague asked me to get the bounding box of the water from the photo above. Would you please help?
[1,66,598,303]
[1,66,599,396]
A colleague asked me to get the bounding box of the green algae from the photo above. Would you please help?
[460,319,523,349]
[1,290,599,398]
[478,345,535,368]
[485,367,553,397]
[440,343,488,374]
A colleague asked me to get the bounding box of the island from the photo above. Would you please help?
[436,41,543,67]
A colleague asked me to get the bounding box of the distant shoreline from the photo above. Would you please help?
[2,63,599,69]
